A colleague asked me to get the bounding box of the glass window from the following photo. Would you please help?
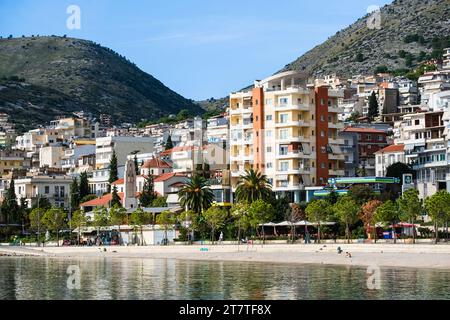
[266,130,272,137]
[279,161,289,171]
[267,162,273,169]
[279,129,288,139]
[279,114,288,123]
[45,186,50,194]
[279,98,289,105]
[279,146,288,155]
[265,115,273,121]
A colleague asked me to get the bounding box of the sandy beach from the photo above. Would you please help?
[2,243,450,269]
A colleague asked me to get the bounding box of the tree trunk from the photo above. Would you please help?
[317,223,321,244]
[435,221,439,244]
[262,226,265,245]
[346,222,350,244]
[57,229,59,247]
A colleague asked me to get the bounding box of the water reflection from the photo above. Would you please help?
[1,257,450,300]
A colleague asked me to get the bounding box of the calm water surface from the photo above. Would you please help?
[1,257,450,300]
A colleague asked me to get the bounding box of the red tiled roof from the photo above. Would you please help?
[142,157,172,169]
[80,193,124,207]
[374,144,404,154]
[111,178,124,185]
[343,127,386,134]
[154,172,187,182]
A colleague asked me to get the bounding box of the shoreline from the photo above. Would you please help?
[2,243,450,269]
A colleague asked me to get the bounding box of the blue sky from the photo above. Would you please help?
[0,0,392,100]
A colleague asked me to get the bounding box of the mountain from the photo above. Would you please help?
[281,0,450,77]
[0,36,202,131]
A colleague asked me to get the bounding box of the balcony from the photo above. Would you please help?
[328,122,344,129]
[329,169,345,176]
[273,184,305,191]
[328,138,345,145]
[276,150,311,159]
[328,106,341,113]
[275,104,310,112]
[276,136,310,144]
[275,120,310,128]
[328,154,345,160]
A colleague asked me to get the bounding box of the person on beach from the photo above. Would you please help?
[218,231,223,243]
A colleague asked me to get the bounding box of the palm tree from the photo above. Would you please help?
[178,174,214,214]
[235,169,272,203]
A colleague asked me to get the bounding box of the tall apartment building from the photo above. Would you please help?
[395,111,448,198]
[229,71,346,202]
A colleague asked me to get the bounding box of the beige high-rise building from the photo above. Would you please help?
[229,71,345,202]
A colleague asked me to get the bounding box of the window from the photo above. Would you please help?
[328,115,332,122]
[265,115,273,121]
[279,98,288,105]
[320,115,325,122]
[279,161,289,171]
[378,135,383,141]
[267,162,273,169]
[279,146,289,155]
[321,163,326,169]
[266,130,272,138]
[366,134,372,140]
[321,131,325,137]
[440,154,446,161]
[45,186,50,194]
[255,99,259,106]
[345,139,349,145]
[265,99,273,105]
[266,146,272,153]
[415,120,419,125]
[279,114,288,123]
[279,129,288,139]
[320,99,325,105]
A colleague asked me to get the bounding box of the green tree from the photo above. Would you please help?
[29,208,45,246]
[425,191,450,244]
[139,175,157,207]
[156,210,176,245]
[231,203,251,244]
[305,199,330,243]
[203,206,228,243]
[179,210,199,243]
[178,175,214,214]
[41,207,67,246]
[108,150,119,192]
[109,204,127,226]
[374,200,399,243]
[152,196,167,208]
[31,195,52,210]
[356,52,364,62]
[130,207,149,245]
[93,206,109,243]
[333,196,360,243]
[71,210,87,245]
[165,135,174,151]
[235,169,273,203]
[79,171,90,200]
[368,91,379,121]
[70,178,80,210]
[397,188,422,243]
[1,179,19,224]
[348,185,375,205]
[110,186,122,208]
[248,200,275,244]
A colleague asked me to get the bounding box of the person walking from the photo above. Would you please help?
[218,231,224,244]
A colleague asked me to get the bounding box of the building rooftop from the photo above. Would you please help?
[374,144,405,154]
[343,127,386,134]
